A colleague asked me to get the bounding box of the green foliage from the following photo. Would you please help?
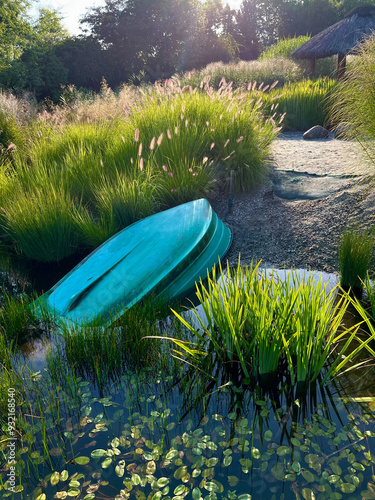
[1,186,80,261]
[364,272,375,318]
[0,81,278,261]
[260,35,311,59]
[177,57,306,90]
[168,260,371,386]
[330,35,375,163]
[264,78,337,131]
[59,298,180,386]
[339,227,374,289]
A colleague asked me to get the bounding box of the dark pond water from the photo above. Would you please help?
[2,258,375,500]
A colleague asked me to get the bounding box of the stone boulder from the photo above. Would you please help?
[303,125,330,140]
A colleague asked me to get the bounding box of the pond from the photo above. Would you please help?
[1,257,375,500]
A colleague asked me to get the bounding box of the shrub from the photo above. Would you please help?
[339,227,374,290]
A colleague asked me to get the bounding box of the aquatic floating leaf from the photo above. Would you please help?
[75,456,90,465]
[55,493,68,499]
[143,452,153,460]
[228,476,239,487]
[302,488,315,500]
[291,461,301,473]
[94,413,104,423]
[157,477,169,488]
[83,495,95,500]
[238,495,252,500]
[115,465,125,477]
[61,470,69,481]
[69,480,81,488]
[174,466,188,479]
[50,472,60,486]
[174,485,187,495]
[223,455,232,467]
[68,489,80,497]
[251,447,260,459]
[151,492,162,500]
[192,487,202,500]
[301,470,315,482]
[192,469,201,478]
[146,460,156,474]
[166,422,175,431]
[264,430,273,441]
[91,449,107,458]
[36,495,46,500]
[277,446,291,456]
[101,457,113,469]
[87,484,100,493]
[166,449,179,460]
[291,438,301,447]
[206,458,219,467]
[328,475,340,484]
[330,463,342,476]
[352,462,365,471]
[341,483,356,493]
[202,482,217,492]
[132,473,141,485]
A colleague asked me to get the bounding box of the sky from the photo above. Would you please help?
[34,0,243,36]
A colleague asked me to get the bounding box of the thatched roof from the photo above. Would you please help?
[291,5,375,60]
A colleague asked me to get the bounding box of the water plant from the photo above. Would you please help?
[162,260,373,388]
[338,226,374,290]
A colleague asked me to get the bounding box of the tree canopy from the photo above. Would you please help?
[1,0,374,101]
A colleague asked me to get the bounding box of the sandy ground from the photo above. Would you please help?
[207,133,375,273]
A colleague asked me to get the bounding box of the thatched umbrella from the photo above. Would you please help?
[291,5,375,79]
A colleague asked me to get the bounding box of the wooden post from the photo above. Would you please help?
[337,54,346,80]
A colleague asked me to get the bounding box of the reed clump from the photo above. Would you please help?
[339,227,374,290]
[166,260,372,388]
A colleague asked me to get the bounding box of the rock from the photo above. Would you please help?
[334,122,352,139]
[303,125,330,140]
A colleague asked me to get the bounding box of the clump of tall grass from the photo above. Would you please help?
[177,58,306,90]
[0,79,279,261]
[330,34,375,161]
[165,260,370,388]
[1,186,80,261]
[339,227,374,290]
[260,36,311,59]
[263,78,337,131]
[0,291,53,345]
[56,297,182,386]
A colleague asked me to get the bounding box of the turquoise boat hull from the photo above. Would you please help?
[38,199,231,325]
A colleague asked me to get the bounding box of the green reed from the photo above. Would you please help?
[54,297,182,387]
[339,227,374,290]
[166,259,371,387]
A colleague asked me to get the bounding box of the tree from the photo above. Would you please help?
[0,0,32,70]
[233,0,260,60]
[0,7,70,100]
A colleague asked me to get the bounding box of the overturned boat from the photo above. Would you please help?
[38,199,231,325]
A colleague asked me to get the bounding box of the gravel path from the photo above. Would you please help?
[207,133,375,273]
